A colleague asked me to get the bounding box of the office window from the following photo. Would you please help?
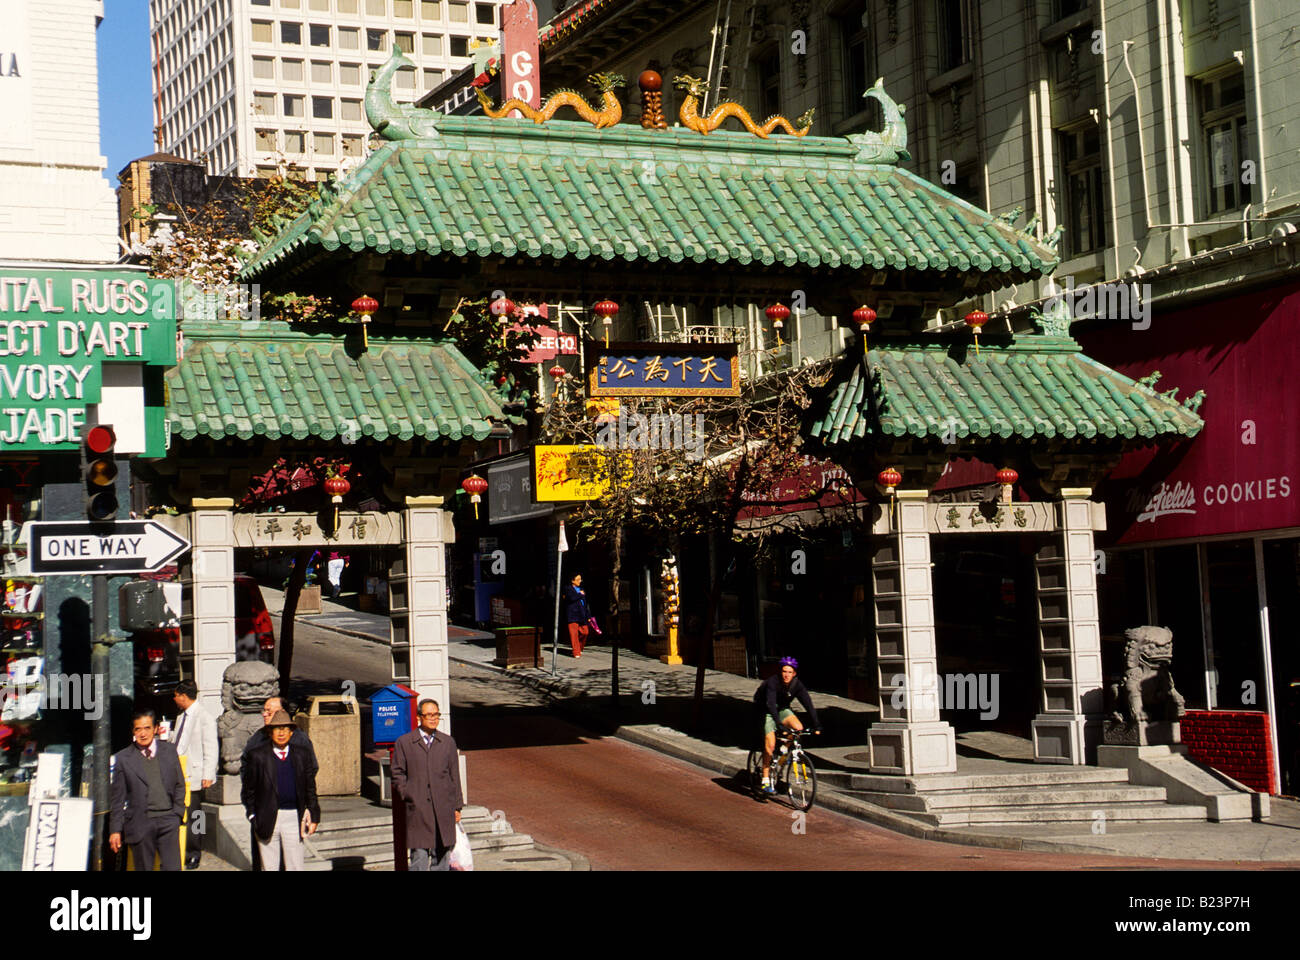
[395,0,414,16]
[936,0,970,73]
[310,24,330,47]
[394,31,415,53]
[313,96,334,119]
[338,27,359,49]
[422,0,442,18]
[1058,124,1107,255]
[282,59,304,81]
[253,56,275,79]
[760,51,781,121]
[281,22,302,45]
[252,0,270,5]
[281,0,301,8]
[314,133,335,155]
[340,63,362,85]
[315,169,334,182]
[449,35,468,56]
[309,0,330,10]
[423,67,444,89]
[367,28,387,51]
[475,2,494,25]
[341,98,363,120]
[837,2,870,105]
[422,33,442,55]
[338,0,357,10]
[367,0,386,13]
[312,60,332,83]
[252,20,273,42]
[256,166,277,179]
[256,129,277,151]
[284,93,305,117]
[1199,71,1251,215]
[342,134,364,157]
[253,91,277,115]
[396,68,415,89]
[285,130,305,153]
[449,2,468,23]
[1054,0,1089,19]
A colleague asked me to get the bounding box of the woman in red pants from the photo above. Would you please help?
[562,573,591,658]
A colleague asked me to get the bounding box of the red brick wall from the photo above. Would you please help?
[1180,710,1278,794]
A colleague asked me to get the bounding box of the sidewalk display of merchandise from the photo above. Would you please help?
[1,495,46,790]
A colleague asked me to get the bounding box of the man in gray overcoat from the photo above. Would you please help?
[391,698,463,870]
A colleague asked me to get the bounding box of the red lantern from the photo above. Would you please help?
[323,473,351,528]
[490,295,516,317]
[593,299,618,345]
[549,363,567,380]
[765,303,790,345]
[965,309,989,358]
[462,473,488,520]
[351,294,378,349]
[877,467,902,493]
[853,305,877,354]
[995,467,1018,503]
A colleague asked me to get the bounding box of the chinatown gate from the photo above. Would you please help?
[160,50,1203,779]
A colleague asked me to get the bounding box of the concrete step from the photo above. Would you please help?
[817,766,1132,794]
[850,784,1171,812]
[910,802,1208,827]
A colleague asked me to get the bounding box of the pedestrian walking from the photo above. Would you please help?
[109,710,186,871]
[390,699,463,871]
[562,573,592,658]
[171,680,218,869]
[241,710,320,871]
[241,696,318,871]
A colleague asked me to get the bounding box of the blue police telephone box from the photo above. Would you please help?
[371,683,418,745]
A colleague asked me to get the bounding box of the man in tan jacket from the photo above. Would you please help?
[390,698,462,870]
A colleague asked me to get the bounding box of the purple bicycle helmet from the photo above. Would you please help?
[779,656,799,669]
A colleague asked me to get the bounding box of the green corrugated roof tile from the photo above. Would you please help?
[810,338,1204,447]
[240,118,1058,281]
[168,320,510,443]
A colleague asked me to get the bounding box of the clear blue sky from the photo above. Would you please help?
[98,1,155,180]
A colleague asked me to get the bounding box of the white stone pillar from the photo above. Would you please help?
[867,491,957,775]
[185,498,236,719]
[389,497,453,733]
[1032,488,1105,764]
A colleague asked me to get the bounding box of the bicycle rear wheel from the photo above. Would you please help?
[779,752,817,811]
[746,749,764,796]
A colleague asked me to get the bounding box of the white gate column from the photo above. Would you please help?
[389,496,453,731]
[185,498,236,718]
[1032,488,1105,764]
[867,491,957,775]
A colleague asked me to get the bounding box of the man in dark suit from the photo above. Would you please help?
[391,698,463,871]
[241,696,318,777]
[241,709,320,871]
[109,710,186,871]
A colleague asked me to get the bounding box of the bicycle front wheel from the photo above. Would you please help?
[779,752,817,811]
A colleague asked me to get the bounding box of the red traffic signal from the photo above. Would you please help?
[84,425,118,520]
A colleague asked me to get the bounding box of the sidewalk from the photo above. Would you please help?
[280,594,1300,864]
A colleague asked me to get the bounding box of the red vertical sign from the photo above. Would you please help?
[500,0,541,118]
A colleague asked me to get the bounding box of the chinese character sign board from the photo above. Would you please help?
[533,444,628,501]
[586,341,740,398]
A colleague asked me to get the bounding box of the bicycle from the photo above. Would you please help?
[746,728,818,812]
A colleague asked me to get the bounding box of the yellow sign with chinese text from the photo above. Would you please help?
[533,444,628,501]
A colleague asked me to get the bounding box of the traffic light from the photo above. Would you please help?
[83,424,118,521]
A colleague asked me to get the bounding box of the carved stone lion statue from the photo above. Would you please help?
[216,660,280,775]
[1105,626,1186,725]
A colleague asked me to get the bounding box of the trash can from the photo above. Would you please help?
[294,695,361,796]
[494,625,542,668]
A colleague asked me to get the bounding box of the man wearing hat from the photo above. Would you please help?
[241,709,321,871]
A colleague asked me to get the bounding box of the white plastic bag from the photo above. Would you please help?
[448,822,473,872]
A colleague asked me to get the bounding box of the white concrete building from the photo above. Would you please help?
[0,0,119,263]
[151,0,513,180]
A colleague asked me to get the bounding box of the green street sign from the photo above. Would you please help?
[0,269,177,454]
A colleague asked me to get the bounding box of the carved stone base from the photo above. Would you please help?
[208,773,244,805]
[867,721,956,775]
[1103,719,1181,746]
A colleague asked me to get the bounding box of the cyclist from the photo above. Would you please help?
[753,656,821,795]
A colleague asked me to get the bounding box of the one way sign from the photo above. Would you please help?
[25,520,191,575]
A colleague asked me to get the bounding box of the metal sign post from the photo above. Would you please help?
[552,520,568,675]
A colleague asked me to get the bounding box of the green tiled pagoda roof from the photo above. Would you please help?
[241,116,1057,282]
[168,320,511,443]
[810,337,1205,446]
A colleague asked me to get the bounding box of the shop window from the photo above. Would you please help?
[1197,69,1251,215]
[282,59,304,82]
[284,130,305,153]
[935,0,970,73]
[341,98,363,120]
[475,2,495,25]
[1057,123,1107,256]
[311,60,332,83]
[449,35,468,57]
[340,63,361,85]
[253,56,275,79]
[422,0,442,19]
[312,95,334,119]
[314,132,335,155]
[338,27,359,49]
[284,93,305,117]
[422,33,443,56]
[252,20,273,42]
[1205,540,1265,711]
[309,24,330,47]
[281,21,302,45]
[394,31,415,53]
[836,1,870,106]
[367,28,387,51]
[1264,538,1300,794]
[342,134,364,157]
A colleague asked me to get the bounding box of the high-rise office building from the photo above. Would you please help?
[151,0,510,180]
